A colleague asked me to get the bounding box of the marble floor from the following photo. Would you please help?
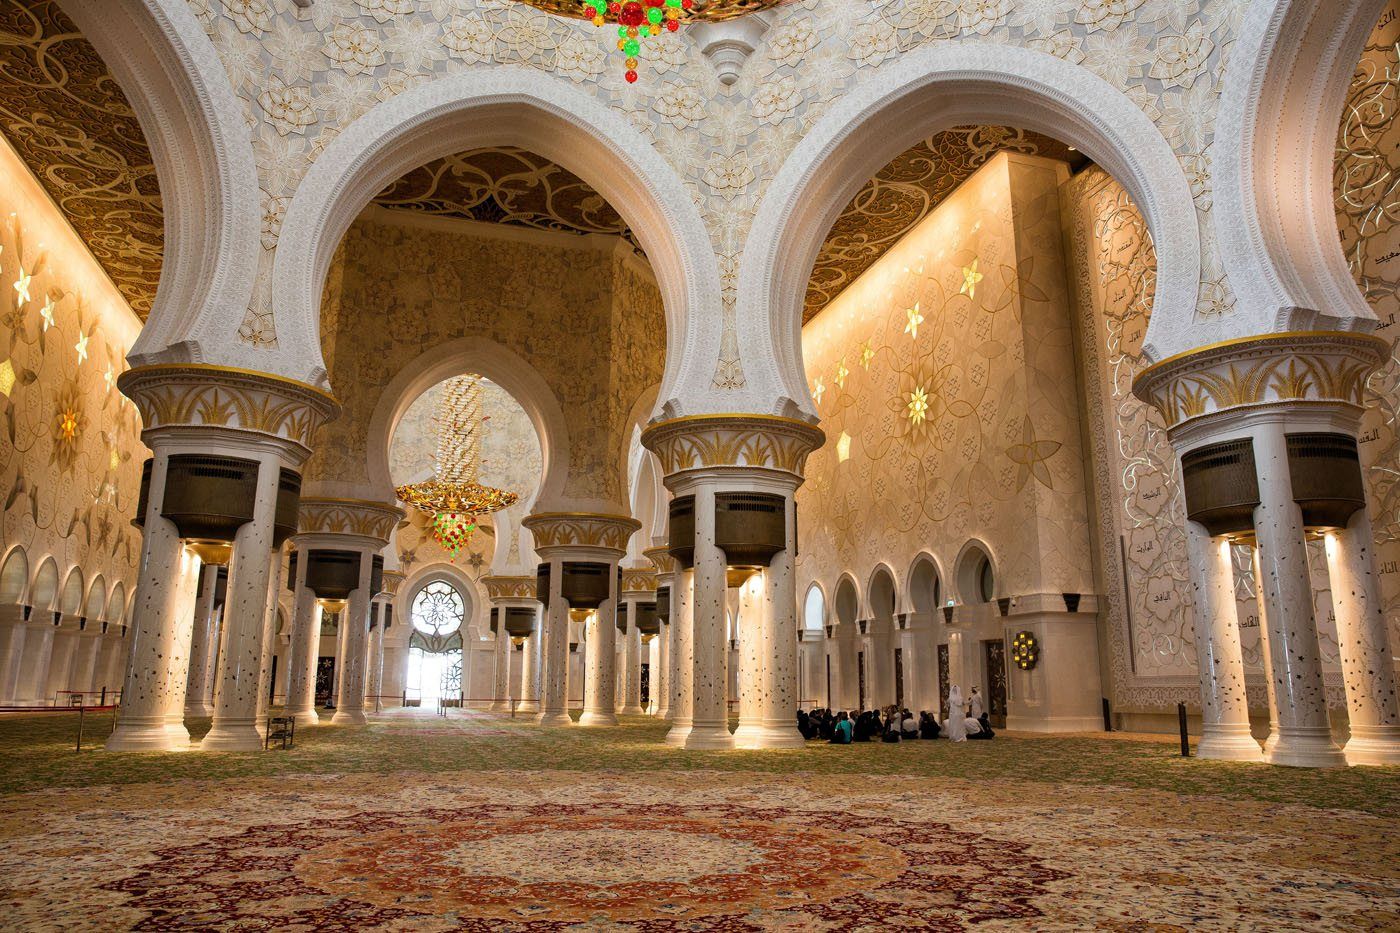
[0,710,1396,930]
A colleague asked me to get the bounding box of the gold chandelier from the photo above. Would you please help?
[396,375,519,555]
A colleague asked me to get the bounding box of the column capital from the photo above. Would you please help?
[480,575,538,602]
[296,497,404,549]
[380,570,406,596]
[621,566,657,597]
[522,512,640,558]
[118,363,341,462]
[640,414,825,482]
[644,546,677,576]
[1130,331,1389,432]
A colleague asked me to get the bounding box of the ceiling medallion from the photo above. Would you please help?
[515,1,787,82]
[396,374,518,556]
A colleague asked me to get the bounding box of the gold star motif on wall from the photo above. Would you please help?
[74,331,88,364]
[0,358,13,397]
[960,259,983,298]
[834,358,848,389]
[39,296,54,331]
[13,268,31,306]
[904,302,924,339]
[103,363,115,390]
[906,386,930,425]
[813,377,826,404]
[859,341,874,369]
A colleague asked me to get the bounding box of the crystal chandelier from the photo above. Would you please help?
[396,375,519,556]
[514,1,787,82]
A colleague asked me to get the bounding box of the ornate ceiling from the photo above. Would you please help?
[0,2,1080,327]
[371,147,640,252]
[0,1,162,319]
[803,126,1083,323]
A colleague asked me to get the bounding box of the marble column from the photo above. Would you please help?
[536,558,572,726]
[580,573,619,726]
[202,454,283,752]
[519,613,542,714]
[1325,509,1400,765]
[1185,520,1263,760]
[14,616,54,706]
[1252,544,1282,757]
[731,575,765,746]
[665,568,695,745]
[44,617,82,703]
[620,596,645,715]
[254,547,288,731]
[108,450,202,751]
[70,627,104,699]
[330,550,373,726]
[735,485,804,749]
[366,604,385,714]
[284,550,321,728]
[686,484,732,748]
[183,564,221,718]
[491,616,511,711]
[1251,425,1347,768]
[646,634,661,714]
[655,619,671,718]
[0,604,26,703]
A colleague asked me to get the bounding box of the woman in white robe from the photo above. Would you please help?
[945,685,967,742]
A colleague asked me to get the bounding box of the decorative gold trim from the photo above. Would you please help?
[641,414,826,477]
[480,574,538,600]
[1130,331,1391,429]
[523,511,641,553]
[297,497,404,544]
[120,363,340,407]
[1133,331,1390,384]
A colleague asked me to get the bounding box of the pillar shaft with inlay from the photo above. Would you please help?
[1326,508,1400,765]
[184,565,221,718]
[330,550,374,726]
[284,550,321,727]
[620,597,644,714]
[1185,521,1262,760]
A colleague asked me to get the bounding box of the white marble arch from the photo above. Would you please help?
[28,558,59,616]
[270,67,722,404]
[864,563,899,624]
[833,573,860,627]
[905,552,945,615]
[355,336,566,514]
[0,546,28,606]
[1214,0,1385,337]
[739,42,1201,418]
[59,0,260,370]
[952,538,999,606]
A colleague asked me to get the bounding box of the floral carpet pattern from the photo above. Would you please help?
[0,712,1397,930]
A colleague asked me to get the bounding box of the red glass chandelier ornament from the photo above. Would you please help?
[581,0,692,82]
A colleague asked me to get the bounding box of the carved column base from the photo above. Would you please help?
[1196,723,1264,762]
[1343,725,1400,766]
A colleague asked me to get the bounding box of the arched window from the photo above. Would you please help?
[411,580,464,637]
[803,585,825,631]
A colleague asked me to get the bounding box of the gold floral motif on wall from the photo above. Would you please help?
[804,126,1080,322]
[798,154,1095,606]
[0,178,146,610]
[0,1,161,319]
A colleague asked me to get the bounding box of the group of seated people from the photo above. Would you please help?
[798,687,995,745]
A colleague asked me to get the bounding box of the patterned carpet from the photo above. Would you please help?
[0,710,1396,930]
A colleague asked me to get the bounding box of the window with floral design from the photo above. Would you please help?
[411,580,465,637]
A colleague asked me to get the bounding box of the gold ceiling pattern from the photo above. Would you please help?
[0,1,162,319]
[372,147,640,252]
[512,0,790,22]
[804,126,1082,323]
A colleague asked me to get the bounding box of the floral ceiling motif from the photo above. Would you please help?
[805,125,1082,322]
[0,1,162,320]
